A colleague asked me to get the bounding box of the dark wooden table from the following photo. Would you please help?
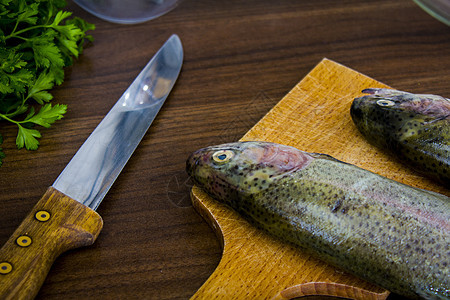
[1,0,449,299]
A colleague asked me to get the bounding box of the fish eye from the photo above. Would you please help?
[376,99,395,107]
[212,150,234,164]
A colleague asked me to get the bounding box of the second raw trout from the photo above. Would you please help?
[186,141,450,300]
[350,88,449,185]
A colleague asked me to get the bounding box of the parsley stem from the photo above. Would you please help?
[3,105,26,119]
[5,25,49,40]
[12,18,19,36]
[0,113,31,125]
[0,113,19,125]
[9,35,29,41]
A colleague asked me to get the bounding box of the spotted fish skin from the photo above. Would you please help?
[350,88,450,185]
[186,141,450,300]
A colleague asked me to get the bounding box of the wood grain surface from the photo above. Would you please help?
[0,1,449,299]
[190,58,449,299]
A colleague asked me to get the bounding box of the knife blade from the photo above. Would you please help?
[0,34,183,299]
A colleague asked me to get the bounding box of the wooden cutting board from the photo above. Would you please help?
[189,58,449,300]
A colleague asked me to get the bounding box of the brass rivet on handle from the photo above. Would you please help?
[0,262,12,274]
[16,235,32,247]
[35,210,51,222]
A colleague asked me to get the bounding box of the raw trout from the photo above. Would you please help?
[186,141,450,300]
[350,88,450,185]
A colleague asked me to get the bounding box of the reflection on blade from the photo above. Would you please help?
[53,35,183,210]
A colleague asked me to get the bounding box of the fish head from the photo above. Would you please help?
[351,89,412,134]
[352,88,450,118]
[350,88,450,147]
[186,141,314,204]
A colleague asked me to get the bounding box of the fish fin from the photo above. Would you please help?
[361,88,382,95]
[310,152,351,165]
[274,282,390,300]
[361,88,409,97]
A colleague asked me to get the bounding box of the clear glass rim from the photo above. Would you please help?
[412,0,450,26]
[73,0,183,24]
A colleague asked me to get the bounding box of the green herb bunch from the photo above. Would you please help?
[0,0,95,165]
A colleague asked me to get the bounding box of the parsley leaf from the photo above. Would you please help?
[24,103,67,128]
[31,30,65,70]
[15,103,67,150]
[16,124,41,150]
[16,2,39,25]
[27,72,54,104]
[0,0,94,164]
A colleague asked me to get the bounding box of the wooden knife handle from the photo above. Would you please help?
[0,187,103,300]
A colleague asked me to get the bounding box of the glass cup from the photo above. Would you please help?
[74,0,182,24]
[413,0,450,26]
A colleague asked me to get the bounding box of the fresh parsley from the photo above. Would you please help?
[0,0,94,165]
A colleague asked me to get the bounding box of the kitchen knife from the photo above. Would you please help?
[0,34,183,299]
